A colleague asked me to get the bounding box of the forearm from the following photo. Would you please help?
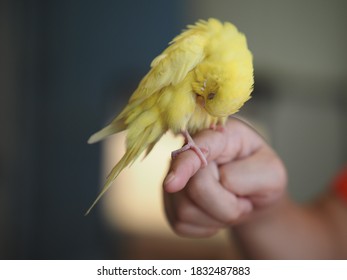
[232,194,340,259]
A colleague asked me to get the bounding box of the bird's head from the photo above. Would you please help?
[193,67,254,118]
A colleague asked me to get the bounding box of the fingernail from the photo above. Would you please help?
[164,171,175,185]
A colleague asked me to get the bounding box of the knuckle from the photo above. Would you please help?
[173,225,199,238]
[218,164,234,190]
[171,222,187,236]
[175,203,191,223]
[275,158,288,191]
[221,207,242,224]
[186,179,205,200]
[265,153,288,193]
[173,223,219,238]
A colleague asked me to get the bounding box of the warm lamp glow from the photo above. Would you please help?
[101,131,184,236]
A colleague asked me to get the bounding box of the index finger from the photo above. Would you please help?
[163,118,264,193]
[164,120,249,192]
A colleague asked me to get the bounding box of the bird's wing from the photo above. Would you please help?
[115,20,224,123]
[128,33,207,103]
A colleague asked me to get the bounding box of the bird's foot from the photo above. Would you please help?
[171,131,208,167]
[210,123,225,132]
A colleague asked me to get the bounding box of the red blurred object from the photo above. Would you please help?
[333,166,347,203]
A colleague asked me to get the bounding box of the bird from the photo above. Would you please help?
[85,18,254,215]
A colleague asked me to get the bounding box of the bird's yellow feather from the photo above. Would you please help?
[86,18,254,215]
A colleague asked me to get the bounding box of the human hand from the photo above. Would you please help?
[163,117,287,237]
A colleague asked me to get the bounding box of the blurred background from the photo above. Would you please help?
[0,0,346,259]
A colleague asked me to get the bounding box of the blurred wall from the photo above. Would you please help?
[0,0,181,259]
[186,0,347,79]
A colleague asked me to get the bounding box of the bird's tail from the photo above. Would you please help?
[85,120,164,215]
[88,118,126,144]
[84,149,130,216]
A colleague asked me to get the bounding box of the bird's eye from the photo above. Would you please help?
[207,92,216,100]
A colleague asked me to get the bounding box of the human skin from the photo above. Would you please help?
[163,117,347,259]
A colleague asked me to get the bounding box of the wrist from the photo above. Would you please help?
[233,192,291,228]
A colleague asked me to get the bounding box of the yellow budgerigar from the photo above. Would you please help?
[86,18,254,215]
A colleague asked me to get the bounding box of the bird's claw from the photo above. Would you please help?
[171,131,208,167]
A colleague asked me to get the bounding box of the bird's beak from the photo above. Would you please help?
[196,94,205,108]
